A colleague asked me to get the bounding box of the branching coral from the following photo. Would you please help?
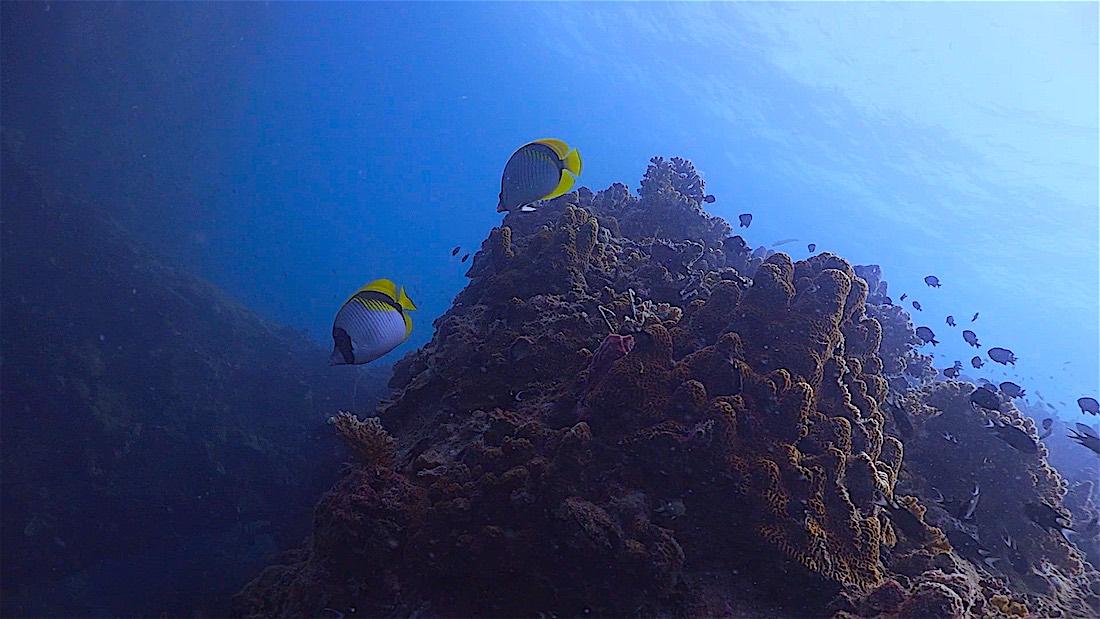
[328,412,397,469]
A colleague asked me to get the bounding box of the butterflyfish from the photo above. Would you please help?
[330,278,417,365]
[497,138,583,213]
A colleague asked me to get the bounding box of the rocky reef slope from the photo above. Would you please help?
[235,157,1099,618]
[0,151,390,617]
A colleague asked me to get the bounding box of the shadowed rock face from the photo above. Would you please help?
[0,150,390,617]
[234,157,1099,619]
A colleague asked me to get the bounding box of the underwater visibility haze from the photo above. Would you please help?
[1,2,1098,617]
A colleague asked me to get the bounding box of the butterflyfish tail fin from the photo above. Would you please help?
[403,313,414,337]
[397,287,417,311]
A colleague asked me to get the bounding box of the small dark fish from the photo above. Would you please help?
[971,312,979,322]
[878,500,929,541]
[771,238,798,247]
[970,387,1001,411]
[886,397,913,438]
[946,528,983,554]
[924,275,941,288]
[944,365,961,379]
[1039,417,1053,440]
[703,194,716,203]
[988,347,1017,365]
[751,246,768,259]
[723,235,748,253]
[947,529,998,568]
[807,243,816,253]
[1003,534,1030,575]
[1024,501,1072,537]
[985,418,1037,454]
[963,483,980,520]
[962,330,980,348]
[1068,423,1100,455]
[461,253,470,263]
[1078,397,1100,416]
[999,382,1025,399]
[933,486,963,513]
[946,315,956,327]
[911,300,922,311]
[971,356,984,369]
[900,293,908,301]
[451,246,461,256]
[915,326,938,346]
[978,378,998,391]
[738,213,752,228]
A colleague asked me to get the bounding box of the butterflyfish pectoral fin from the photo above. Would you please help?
[361,278,400,303]
[543,170,576,200]
[397,286,418,311]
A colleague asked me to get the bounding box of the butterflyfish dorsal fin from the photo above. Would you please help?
[360,278,399,303]
[533,138,571,159]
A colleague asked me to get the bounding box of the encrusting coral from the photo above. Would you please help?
[234,157,1099,618]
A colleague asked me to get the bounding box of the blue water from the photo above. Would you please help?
[10,2,1098,414]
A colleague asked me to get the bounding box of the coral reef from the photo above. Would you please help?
[235,157,1099,618]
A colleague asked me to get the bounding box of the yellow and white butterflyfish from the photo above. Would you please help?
[330,278,417,366]
[496,138,583,213]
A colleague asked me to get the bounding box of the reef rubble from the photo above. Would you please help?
[235,156,1100,618]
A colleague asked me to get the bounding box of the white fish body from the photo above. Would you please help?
[330,278,416,365]
[332,299,408,364]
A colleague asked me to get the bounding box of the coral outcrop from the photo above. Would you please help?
[235,157,1099,618]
